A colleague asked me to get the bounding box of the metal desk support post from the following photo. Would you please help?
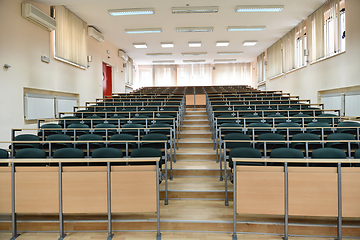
[284,162,289,240]
[232,162,237,240]
[165,142,168,205]
[58,162,66,240]
[11,162,20,240]
[107,162,114,240]
[224,142,228,206]
[337,162,342,240]
[156,161,161,240]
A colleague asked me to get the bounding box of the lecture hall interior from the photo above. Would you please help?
[1,0,360,239]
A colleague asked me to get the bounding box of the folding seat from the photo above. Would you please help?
[132,114,151,125]
[155,115,175,125]
[277,122,302,137]
[337,121,360,135]
[307,122,332,136]
[92,147,123,158]
[355,149,360,167]
[257,133,286,151]
[39,123,62,137]
[94,123,117,138]
[141,133,168,150]
[121,123,144,137]
[53,148,84,158]
[67,123,89,138]
[291,133,322,152]
[84,115,104,127]
[242,114,263,125]
[149,123,172,135]
[292,114,312,125]
[223,133,251,149]
[15,148,46,158]
[326,133,357,153]
[130,147,163,165]
[109,134,136,153]
[75,109,93,118]
[229,147,263,168]
[317,114,339,125]
[248,123,272,136]
[216,114,237,124]
[43,134,72,154]
[59,116,80,127]
[267,114,287,124]
[311,147,346,167]
[0,149,8,159]
[270,148,304,158]
[13,134,40,150]
[76,134,103,155]
[219,123,242,136]
[108,115,126,126]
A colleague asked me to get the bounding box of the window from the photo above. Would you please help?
[340,8,346,52]
[296,37,303,68]
[140,70,153,87]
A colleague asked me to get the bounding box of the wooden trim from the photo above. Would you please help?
[0,171,11,213]
[342,167,360,218]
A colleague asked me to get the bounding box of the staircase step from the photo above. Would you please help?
[182,125,210,131]
[178,139,213,148]
[181,131,212,139]
[185,115,208,120]
[183,119,209,125]
[176,148,216,160]
[161,176,228,192]
[185,111,207,115]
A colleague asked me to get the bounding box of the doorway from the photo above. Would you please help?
[102,62,112,98]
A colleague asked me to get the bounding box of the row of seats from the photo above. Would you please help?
[228,147,360,168]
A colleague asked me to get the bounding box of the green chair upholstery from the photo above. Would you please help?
[292,114,312,125]
[337,121,360,135]
[257,133,286,150]
[108,115,126,125]
[130,147,163,165]
[307,122,332,136]
[77,134,104,151]
[40,123,62,136]
[53,148,85,158]
[44,134,72,151]
[270,148,304,158]
[14,134,40,149]
[109,134,136,150]
[243,115,263,125]
[216,114,236,124]
[248,123,272,135]
[141,133,168,149]
[277,122,301,136]
[354,149,360,167]
[317,114,339,125]
[291,133,321,150]
[326,133,356,149]
[15,148,46,158]
[219,123,242,135]
[229,147,263,168]
[0,149,8,158]
[121,123,144,136]
[84,115,104,127]
[94,123,117,137]
[67,123,89,138]
[59,116,80,127]
[149,123,172,135]
[312,148,346,159]
[224,133,251,149]
[92,147,123,158]
[267,114,286,124]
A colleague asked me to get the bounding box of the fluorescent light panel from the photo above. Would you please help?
[161,42,174,48]
[236,5,284,12]
[109,8,155,16]
[181,52,207,56]
[183,60,206,63]
[189,42,201,47]
[227,26,266,31]
[125,28,162,34]
[243,41,258,46]
[153,60,175,64]
[214,59,237,63]
[133,43,147,48]
[216,41,229,47]
[217,52,243,55]
[176,27,213,33]
[172,6,219,14]
[146,53,172,57]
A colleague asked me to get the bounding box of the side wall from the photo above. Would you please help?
[0,0,126,144]
[265,0,360,103]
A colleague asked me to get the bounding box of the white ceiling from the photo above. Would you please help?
[33,0,327,65]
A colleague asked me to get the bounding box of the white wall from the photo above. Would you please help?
[265,0,360,104]
[0,0,126,145]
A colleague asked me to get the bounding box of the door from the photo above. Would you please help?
[102,62,112,98]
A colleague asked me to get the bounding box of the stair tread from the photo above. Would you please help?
[176,148,216,154]
[179,139,213,143]
[169,160,219,170]
[161,177,230,191]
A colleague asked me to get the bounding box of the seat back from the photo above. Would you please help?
[53,148,85,158]
[219,123,242,135]
[14,134,40,149]
[312,148,346,159]
[15,148,46,158]
[224,133,251,149]
[270,148,304,158]
[0,149,8,158]
[92,148,123,158]
[228,147,263,168]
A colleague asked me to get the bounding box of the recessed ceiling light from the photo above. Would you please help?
[172,6,219,14]
[217,52,243,55]
[108,8,155,16]
[146,53,172,57]
[243,41,258,46]
[125,28,162,34]
[236,5,284,12]
[153,60,175,64]
[183,60,206,63]
[161,42,174,48]
[189,42,201,47]
[216,41,229,47]
[182,52,207,56]
[176,27,213,33]
[214,59,237,63]
[133,43,147,48]
[227,26,266,31]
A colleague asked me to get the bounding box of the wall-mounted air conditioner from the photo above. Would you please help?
[88,26,104,42]
[21,3,56,31]
[119,50,128,62]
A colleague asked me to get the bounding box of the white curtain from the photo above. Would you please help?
[177,64,212,86]
[213,63,252,85]
[257,52,266,83]
[153,65,177,86]
[282,28,296,72]
[267,39,282,78]
[55,6,87,68]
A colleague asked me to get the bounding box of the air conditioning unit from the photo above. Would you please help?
[119,50,128,62]
[21,3,56,31]
[88,26,104,42]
